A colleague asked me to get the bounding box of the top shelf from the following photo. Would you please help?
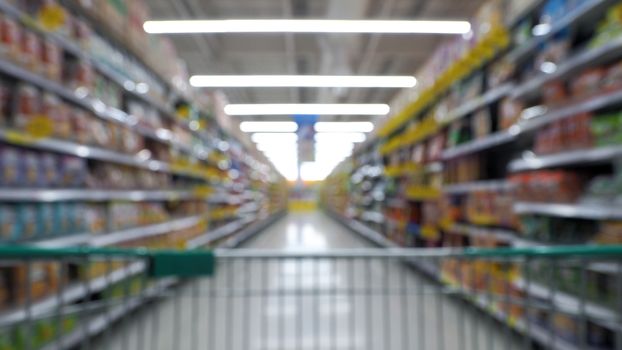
[513,36,622,100]
[507,0,613,64]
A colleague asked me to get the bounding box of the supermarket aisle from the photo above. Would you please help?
[245,211,370,250]
[97,212,519,350]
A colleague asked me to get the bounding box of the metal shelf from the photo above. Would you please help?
[0,130,214,180]
[443,83,514,124]
[0,261,146,328]
[360,211,385,224]
[514,278,618,327]
[0,189,197,202]
[35,211,284,349]
[442,130,517,160]
[468,293,585,350]
[443,180,514,194]
[0,4,213,162]
[25,215,206,248]
[39,277,176,350]
[185,218,250,249]
[514,202,622,220]
[91,215,207,247]
[520,89,622,134]
[425,162,444,173]
[509,146,622,172]
[514,36,622,100]
[507,0,612,64]
[450,223,518,243]
[0,212,279,329]
[0,129,168,171]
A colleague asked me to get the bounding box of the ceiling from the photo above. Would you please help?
[146,0,484,122]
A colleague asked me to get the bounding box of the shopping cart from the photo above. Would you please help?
[0,246,621,350]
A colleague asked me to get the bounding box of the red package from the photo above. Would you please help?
[604,61,622,92]
[71,108,93,145]
[41,39,62,81]
[14,85,40,131]
[0,15,20,61]
[543,82,567,106]
[0,81,10,126]
[67,60,94,90]
[20,30,41,72]
[571,68,605,99]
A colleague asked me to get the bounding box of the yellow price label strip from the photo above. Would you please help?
[192,186,213,198]
[4,130,36,146]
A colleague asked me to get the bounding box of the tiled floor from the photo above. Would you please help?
[95,212,520,350]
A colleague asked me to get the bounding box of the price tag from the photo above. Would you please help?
[177,105,191,120]
[38,3,67,31]
[192,186,213,198]
[26,115,54,139]
[4,130,35,146]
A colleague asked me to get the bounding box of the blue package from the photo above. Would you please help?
[54,203,70,234]
[0,146,21,187]
[0,204,20,241]
[37,203,55,236]
[22,151,43,187]
[18,204,40,239]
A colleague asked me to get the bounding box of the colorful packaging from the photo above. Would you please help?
[0,14,20,61]
[37,203,55,236]
[20,29,41,72]
[0,204,19,241]
[60,156,87,187]
[590,112,622,146]
[53,202,70,234]
[71,108,94,145]
[571,68,605,98]
[0,146,20,186]
[40,153,59,187]
[0,79,11,126]
[90,119,111,147]
[121,127,143,154]
[41,38,62,81]
[84,204,106,234]
[603,60,622,92]
[66,60,94,91]
[22,151,42,187]
[543,82,567,106]
[18,204,40,239]
[14,84,41,131]
[472,109,491,139]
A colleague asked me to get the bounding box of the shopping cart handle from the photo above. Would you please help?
[149,250,215,278]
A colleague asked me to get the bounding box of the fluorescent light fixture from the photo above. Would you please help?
[240,121,298,132]
[314,122,374,133]
[144,19,471,35]
[315,132,366,143]
[251,132,298,143]
[190,75,416,88]
[225,104,390,116]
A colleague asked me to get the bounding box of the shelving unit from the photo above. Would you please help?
[0,1,288,347]
[322,1,622,348]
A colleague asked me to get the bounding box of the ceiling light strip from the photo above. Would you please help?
[144,19,471,35]
[190,75,416,88]
[225,104,390,116]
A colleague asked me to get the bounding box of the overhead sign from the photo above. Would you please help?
[294,115,317,163]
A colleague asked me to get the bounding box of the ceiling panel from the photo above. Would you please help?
[146,0,487,115]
